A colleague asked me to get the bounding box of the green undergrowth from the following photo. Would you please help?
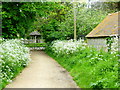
[45,46,119,88]
[25,43,46,47]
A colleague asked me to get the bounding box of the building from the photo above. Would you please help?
[86,12,120,51]
[29,31,42,43]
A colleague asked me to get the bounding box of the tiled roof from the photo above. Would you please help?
[29,31,41,36]
[86,12,120,38]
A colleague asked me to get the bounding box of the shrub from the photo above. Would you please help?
[0,39,31,89]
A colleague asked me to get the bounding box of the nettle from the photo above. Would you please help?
[0,39,31,89]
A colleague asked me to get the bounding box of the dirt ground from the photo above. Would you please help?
[6,51,78,88]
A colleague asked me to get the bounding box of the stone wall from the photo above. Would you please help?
[87,38,108,51]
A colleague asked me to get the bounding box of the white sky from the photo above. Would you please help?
[75,0,120,2]
[1,0,120,2]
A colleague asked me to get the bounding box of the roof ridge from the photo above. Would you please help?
[86,12,119,38]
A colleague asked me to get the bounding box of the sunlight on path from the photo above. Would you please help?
[6,51,78,88]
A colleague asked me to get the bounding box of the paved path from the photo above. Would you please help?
[6,51,78,88]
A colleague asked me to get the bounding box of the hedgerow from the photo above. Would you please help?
[45,38,119,88]
[0,39,31,89]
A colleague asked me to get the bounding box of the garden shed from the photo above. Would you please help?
[86,12,120,51]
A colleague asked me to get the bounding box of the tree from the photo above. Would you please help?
[2,2,69,40]
[2,2,119,42]
[2,2,36,38]
[31,2,70,42]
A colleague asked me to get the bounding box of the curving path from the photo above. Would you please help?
[6,51,78,88]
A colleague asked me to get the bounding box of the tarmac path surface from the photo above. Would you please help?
[6,51,78,88]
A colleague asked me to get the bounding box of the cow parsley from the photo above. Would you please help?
[51,39,87,56]
[0,39,31,89]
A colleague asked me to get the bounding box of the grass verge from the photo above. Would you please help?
[45,46,119,88]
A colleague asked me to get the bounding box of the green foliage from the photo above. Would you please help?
[45,43,119,88]
[25,43,46,47]
[2,2,36,39]
[36,2,119,41]
[2,2,119,41]
[58,7,108,39]
[0,38,3,44]
[32,2,70,42]
[0,39,31,89]
[2,2,69,40]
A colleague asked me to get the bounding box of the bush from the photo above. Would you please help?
[45,39,119,88]
[0,39,31,89]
